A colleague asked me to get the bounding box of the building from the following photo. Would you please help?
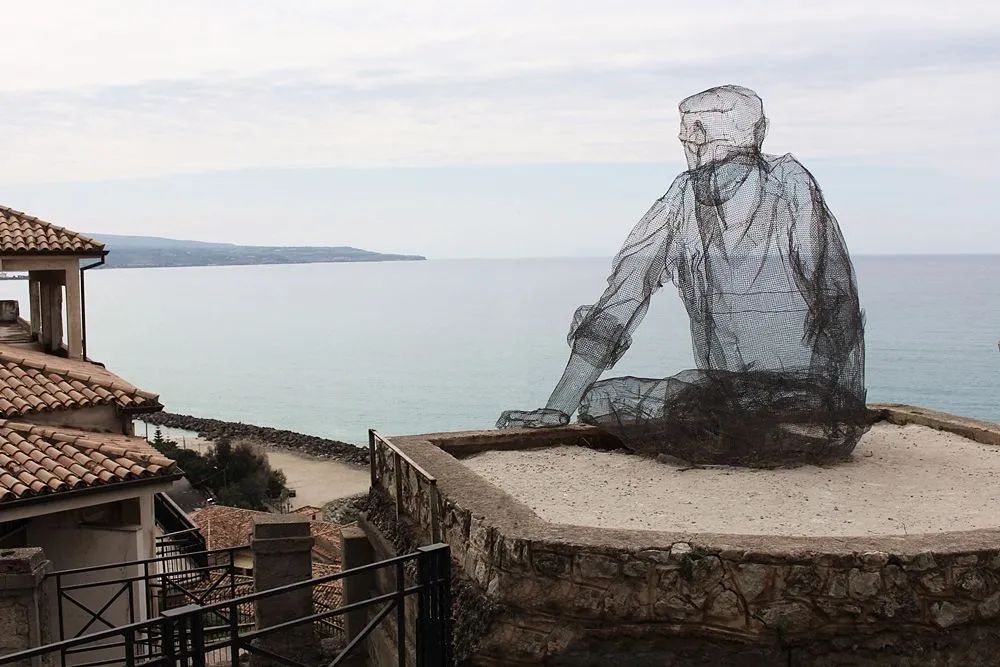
[0,206,175,643]
[189,503,345,617]
[190,503,343,574]
[0,205,107,360]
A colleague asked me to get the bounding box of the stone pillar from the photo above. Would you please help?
[38,277,63,354]
[339,525,374,644]
[250,515,318,666]
[63,264,83,360]
[0,300,19,323]
[0,548,53,667]
[27,275,41,339]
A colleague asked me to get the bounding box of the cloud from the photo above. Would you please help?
[1,1,998,256]
[1,1,998,184]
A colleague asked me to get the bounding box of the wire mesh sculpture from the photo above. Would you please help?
[498,85,869,466]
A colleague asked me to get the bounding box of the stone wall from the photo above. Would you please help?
[0,548,53,667]
[367,407,1000,665]
[140,412,369,465]
[354,508,419,667]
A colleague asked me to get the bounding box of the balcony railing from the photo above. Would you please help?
[0,543,452,667]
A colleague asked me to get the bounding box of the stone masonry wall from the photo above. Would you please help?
[0,548,53,667]
[371,409,1000,665]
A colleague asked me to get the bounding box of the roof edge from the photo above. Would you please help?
[0,472,182,510]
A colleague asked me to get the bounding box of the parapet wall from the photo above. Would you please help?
[369,405,1000,665]
[0,548,52,666]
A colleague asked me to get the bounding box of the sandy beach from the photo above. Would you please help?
[147,424,369,509]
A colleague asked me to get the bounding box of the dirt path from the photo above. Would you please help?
[265,450,369,508]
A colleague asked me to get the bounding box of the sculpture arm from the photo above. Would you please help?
[785,159,864,392]
[544,175,688,416]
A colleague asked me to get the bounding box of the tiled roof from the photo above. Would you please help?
[191,505,258,551]
[0,420,176,503]
[0,345,161,419]
[191,504,343,563]
[292,505,323,519]
[311,562,343,612]
[0,206,105,256]
[190,505,345,614]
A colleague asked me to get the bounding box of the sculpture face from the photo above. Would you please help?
[680,125,740,170]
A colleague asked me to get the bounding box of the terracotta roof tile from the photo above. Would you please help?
[0,420,176,503]
[292,505,323,518]
[311,562,343,611]
[0,345,160,419]
[190,505,343,564]
[0,206,104,256]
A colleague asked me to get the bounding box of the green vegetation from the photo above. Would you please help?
[678,545,711,581]
[151,427,288,510]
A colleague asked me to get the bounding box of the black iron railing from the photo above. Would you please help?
[0,543,452,667]
[52,545,249,636]
[154,494,207,568]
[43,544,251,666]
[0,608,194,667]
[194,542,452,666]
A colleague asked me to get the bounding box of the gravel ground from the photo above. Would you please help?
[463,423,1000,537]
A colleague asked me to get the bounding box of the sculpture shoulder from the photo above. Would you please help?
[663,171,692,201]
[765,153,817,188]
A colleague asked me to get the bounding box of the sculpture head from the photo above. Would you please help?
[678,85,767,170]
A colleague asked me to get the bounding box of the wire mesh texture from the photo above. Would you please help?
[499,85,869,466]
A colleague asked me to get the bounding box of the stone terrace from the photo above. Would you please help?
[364,404,1000,665]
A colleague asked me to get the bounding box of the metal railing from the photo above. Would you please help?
[370,430,441,542]
[0,543,452,667]
[154,494,207,567]
[0,607,199,667]
[44,544,252,666]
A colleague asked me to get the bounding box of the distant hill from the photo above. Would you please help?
[87,233,425,269]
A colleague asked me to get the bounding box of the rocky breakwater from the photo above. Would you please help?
[140,412,369,466]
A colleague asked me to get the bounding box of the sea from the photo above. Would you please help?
[3,256,996,446]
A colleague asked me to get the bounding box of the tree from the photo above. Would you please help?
[150,433,287,510]
[207,438,287,510]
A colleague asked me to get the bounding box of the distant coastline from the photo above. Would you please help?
[87,233,425,269]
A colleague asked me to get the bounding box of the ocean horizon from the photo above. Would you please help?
[1,255,995,445]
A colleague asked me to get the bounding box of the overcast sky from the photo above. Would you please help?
[1,1,998,257]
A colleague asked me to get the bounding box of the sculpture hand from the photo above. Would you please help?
[496,408,570,430]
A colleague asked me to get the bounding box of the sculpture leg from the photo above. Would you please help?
[579,370,870,467]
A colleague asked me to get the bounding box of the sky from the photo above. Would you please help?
[1,0,998,258]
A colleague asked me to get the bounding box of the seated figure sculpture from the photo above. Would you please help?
[498,85,869,466]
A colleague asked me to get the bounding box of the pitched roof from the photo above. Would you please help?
[311,562,343,612]
[0,420,176,504]
[0,345,161,419]
[190,504,343,563]
[190,505,258,551]
[189,505,345,612]
[0,206,105,256]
